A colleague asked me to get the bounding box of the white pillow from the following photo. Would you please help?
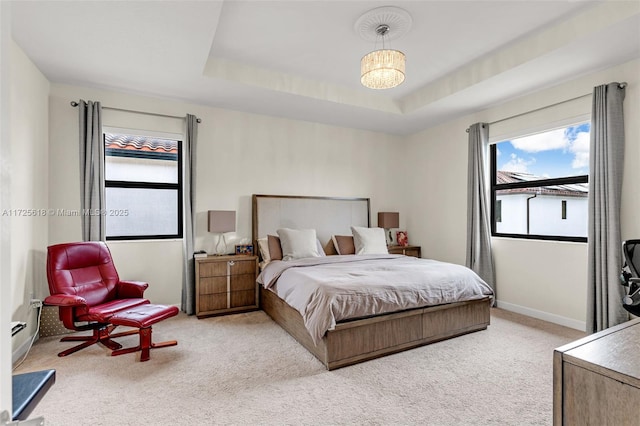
[351,226,388,255]
[257,237,270,269]
[316,239,327,257]
[276,228,322,260]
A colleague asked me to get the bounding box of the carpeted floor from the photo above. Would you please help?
[14,308,584,425]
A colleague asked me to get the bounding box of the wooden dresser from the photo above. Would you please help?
[553,318,640,425]
[195,255,259,318]
[388,245,421,258]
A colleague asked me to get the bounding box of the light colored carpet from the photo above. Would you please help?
[14,308,584,426]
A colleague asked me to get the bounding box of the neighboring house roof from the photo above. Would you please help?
[497,170,588,197]
[104,133,178,160]
[105,133,178,153]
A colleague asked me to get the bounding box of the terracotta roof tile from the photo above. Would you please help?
[105,133,178,154]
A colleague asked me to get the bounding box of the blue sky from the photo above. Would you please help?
[496,122,590,179]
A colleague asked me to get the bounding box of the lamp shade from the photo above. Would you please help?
[208,210,236,233]
[378,212,399,229]
[361,49,405,89]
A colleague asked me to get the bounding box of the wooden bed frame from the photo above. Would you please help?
[253,194,491,370]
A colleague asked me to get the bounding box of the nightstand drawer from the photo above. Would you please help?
[402,247,421,258]
[232,274,257,292]
[199,294,227,312]
[199,259,256,277]
[231,290,256,308]
[228,260,256,275]
[199,273,256,295]
[388,245,421,258]
[198,261,227,277]
[199,277,227,295]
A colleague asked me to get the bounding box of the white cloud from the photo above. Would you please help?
[572,152,589,169]
[510,128,568,153]
[509,127,590,171]
[569,131,590,169]
[501,153,536,173]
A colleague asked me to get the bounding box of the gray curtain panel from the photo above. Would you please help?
[78,100,104,241]
[587,82,627,333]
[466,123,496,301]
[181,114,198,315]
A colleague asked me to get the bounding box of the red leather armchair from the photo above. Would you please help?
[45,241,150,356]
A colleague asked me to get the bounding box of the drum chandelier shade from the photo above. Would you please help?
[361,48,405,89]
[355,7,412,90]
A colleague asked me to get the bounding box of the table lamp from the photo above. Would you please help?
[208,210,236,255]
[378,212,399,245]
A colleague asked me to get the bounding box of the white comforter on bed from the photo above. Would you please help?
[257,254,494,344]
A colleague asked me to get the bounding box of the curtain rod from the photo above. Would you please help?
[70,101,201,123]
[465,82,627,133]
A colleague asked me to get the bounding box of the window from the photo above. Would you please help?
[104,132,182,240]
[490,122,589,242]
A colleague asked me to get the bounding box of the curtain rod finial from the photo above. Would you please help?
[70,101,79,107]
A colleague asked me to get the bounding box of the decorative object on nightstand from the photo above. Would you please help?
[235,244,254,256]
[388,245,421,258]
[378,212,399,245]
[208,210,236,255]
[193,250,207,259]
[396,231,408,247]
[195,254,259,318]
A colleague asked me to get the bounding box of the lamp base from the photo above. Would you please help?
[215,234,228,256]
[385,229,394,245]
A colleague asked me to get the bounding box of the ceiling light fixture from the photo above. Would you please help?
[361,25,405,90]
[355,6,412,90]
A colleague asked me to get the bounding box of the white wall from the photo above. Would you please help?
[405,59,640,330]
[528,196,587,237]
[0,1,12,415]
[48,84,406,305]
[9,39,50,361]
[1,27,50,416]
[105,156,177,183]
[497,194,588,237]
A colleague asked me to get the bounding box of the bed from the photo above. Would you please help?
[252,194,493,370]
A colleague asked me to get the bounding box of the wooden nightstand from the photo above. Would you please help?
[388,245,422,258]
[195,255,258,318]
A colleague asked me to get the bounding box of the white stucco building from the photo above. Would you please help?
[496,171,588,238]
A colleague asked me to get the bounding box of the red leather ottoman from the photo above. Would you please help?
[109,304,179,361]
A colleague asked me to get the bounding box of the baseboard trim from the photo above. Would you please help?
[12,333,37,366]
[496,300,586,332]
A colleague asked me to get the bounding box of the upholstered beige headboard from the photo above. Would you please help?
[252,194,370,247]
